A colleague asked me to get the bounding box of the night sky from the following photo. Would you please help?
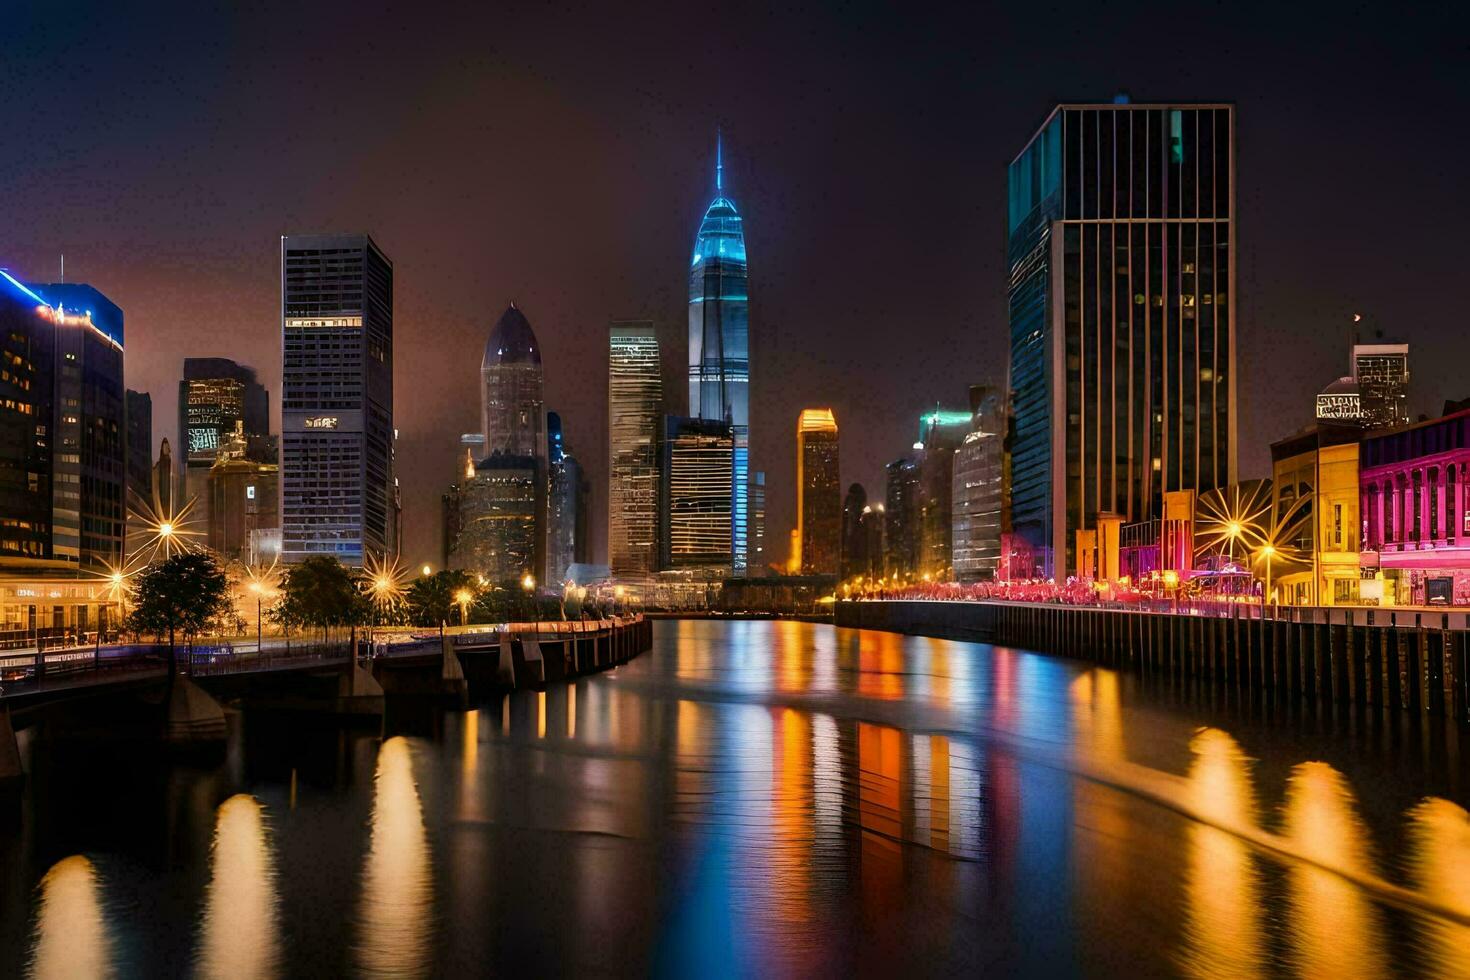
[4,2,1468,568]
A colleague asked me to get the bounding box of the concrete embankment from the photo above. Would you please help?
[837,600,1470,723]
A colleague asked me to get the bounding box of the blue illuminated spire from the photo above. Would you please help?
[716,130,723,193]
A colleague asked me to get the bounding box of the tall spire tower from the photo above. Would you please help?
[687,133,751,574]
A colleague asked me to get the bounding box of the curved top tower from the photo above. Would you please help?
[688,133,751,573]
[481,303,546,461]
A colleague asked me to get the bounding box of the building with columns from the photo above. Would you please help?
[1360,405,1470,605]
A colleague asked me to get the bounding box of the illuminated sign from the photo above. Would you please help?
[1315,393,1361,422]
[285,316,362,329]
[304,416,339,429]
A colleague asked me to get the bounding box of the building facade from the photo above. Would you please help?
[797,409,840,575]
[480,304,546,580]
[1361,406,1470,605]
[178,357,270,529]
[1352,343,1410,430]
[841,483,868,580]
[546,411,587,586]
[125,389,152,521]
[1007,101,1237,577]
[688,137,751,575]
[280,234,394,565]
[659,416,733,571]
[918,410,971,580]
[1268,426,1361,606]
[884,455,921,578]
[952,393,1007,582]
[449,453,539,582]
[608,320,662,580]
[206,421,280,562]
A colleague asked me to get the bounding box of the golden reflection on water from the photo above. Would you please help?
[1282,761,1387,980]
[358,736,433,978]
[857,632,904,701]
[28,855,111,980]
[1069,669,1124,763]
[1406,797,1470,976]
[772,708,813,926]
[1179,729,1264,980]
[197,794,280,980]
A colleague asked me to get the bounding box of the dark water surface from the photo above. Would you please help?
[4,620,1470,978]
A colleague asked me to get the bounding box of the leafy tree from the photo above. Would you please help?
[127,552,231,675]
[405,570,476,635]
[273,556,370,643]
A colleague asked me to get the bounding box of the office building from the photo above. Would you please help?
[608,321,662,579]
[1352,343,1410,430]
[547,411,588,586]
[280,233,395,565]
[884,455,921,578]
[480,303,547,579]
[688,136,751,574]
[918,409,971,580]
[178,358,270,529]
[153,438,175,516]
[125,389,152,518]
[449,453,539,582]
[207,422,280,562]
[750,471,767,575]
[952,386,1008,582]
[1007,101,1237,576]
[797,409,840,575]
[659,416,733,571]
[860,502,886,579]
[841,483,868,580]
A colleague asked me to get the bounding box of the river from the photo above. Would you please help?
[3,619,1469,977]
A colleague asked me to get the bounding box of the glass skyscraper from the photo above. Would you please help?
[688,136,750,575]
[608,321,662,579]
[1007,101,1236,576]
[280,233,395,565]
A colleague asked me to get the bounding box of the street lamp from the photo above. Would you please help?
[421,564,433,577]
[1260,545,1276,606]
[248,580,264,652]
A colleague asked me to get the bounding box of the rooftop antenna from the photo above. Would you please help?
[716,129,723,194]
[59,253,64,283]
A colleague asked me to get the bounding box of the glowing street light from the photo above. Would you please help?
[453,587,474,626]
[421,564,433,577]
[522,574,535,593]
[1260,544,1277,605]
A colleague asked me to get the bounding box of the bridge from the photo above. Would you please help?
[0,616,651,782]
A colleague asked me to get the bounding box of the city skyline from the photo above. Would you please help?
[4,4,1467,568]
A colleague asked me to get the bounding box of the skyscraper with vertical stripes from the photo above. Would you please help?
[1006,101,1236,576]
[688,135,751,575]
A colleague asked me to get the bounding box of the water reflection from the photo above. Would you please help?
[1179,729,1264,980]
[1282,761,1387,979]
[1406,797,1470,976]
[28,855,112,980]
[197,794,280,980]
[357,736,433,978]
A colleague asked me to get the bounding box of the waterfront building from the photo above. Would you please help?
[841,483,868,580]
[861,502,886,579]
[280,233,395,565]
[688,136,751,575]
[125,389,152,519]
[750,471,768,575]
[178,358,270,530]
[481,303,547,579]
[918,409,971,580]
[1268,426,1361,605]
[1007,101,1237,577]
[546,411,588,586]
[659,416,733,571]
[884,455,921,578]
[449,452,539,582]
[1352,343,1410,430]
[797,409,840,576]
[206,422,280,562]
[1360,404,1470,605]
[608,321,662,579]
[952,386,1008,582]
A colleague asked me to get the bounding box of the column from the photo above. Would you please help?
[1455,463,1466,544]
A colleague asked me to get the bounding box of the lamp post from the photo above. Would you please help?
[1261,545,1276,609]
[521,574,535,625]
[248,580,263,653]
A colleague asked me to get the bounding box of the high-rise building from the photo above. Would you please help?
[153,439,175,516]
[125,389,152,518]
[546,411,587,586]
[178,357,271,531]
[0,275,126,571]
[884,455,921,578]
[608,321,662,579]
[797,409,840,575]
[206,422,280,562]
[750,471,767,575]
[841,483,868,580]
[659,416,733,571]
[952,386,1008,582]
[449,453,538,582]
[280,233,395,565]
[688,136,751,575]
[860,502,886,579]
[1007,101,1236,576]
[918,409,971,580]
[1352,343,1410,430]
[480,304,546,580]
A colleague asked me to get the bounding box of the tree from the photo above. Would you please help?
[274,556,370,643]
[127,553,231,675]
[405,570,475,636]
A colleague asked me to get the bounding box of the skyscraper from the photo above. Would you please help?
[480,304,546,580]
[178,357,271,531]
[1007,101,1237,576]
[125,389,152,518]
[659,417,733,570]
[841,483,868,580]
[608,320,662,579]
[917,409,971,580]
[546,410,587,586]
[952,386,1007,582]
[1352,343,1410,430]
[0,272,125,570]
[450,453,539,582]
[688,135,751,575]
[797,409,840,575]
[884,455,921,578]
[750,471,767,575]
[280,233,395,565]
